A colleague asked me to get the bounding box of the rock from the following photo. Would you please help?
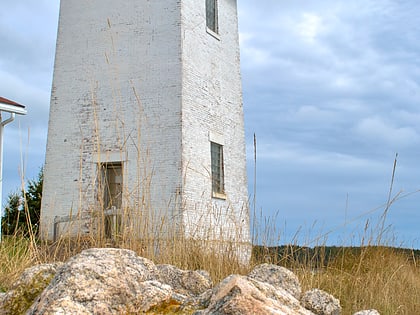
[353,310,380,315]
[157,264,213,296]
[151,264,214,312]
[133,280,173,312]
[0,263,60,315]
[0,248,376,315]
[26,248,165,314]
[196,274,314,315]
[189,288,213,308]
[248,263,302,299]
[301,289,341,315]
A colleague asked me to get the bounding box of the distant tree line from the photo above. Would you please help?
[252,244,420,268]
[1,168,43,237]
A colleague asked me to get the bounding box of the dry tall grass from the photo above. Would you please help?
[296,245,419,315]
[1,215,419,315]
[0,236,35,292]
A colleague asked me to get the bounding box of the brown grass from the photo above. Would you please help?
[298,246,420,315]
[1,223,419,315]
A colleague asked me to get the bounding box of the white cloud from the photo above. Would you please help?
[297,13,323,43]
[354,117,419,147]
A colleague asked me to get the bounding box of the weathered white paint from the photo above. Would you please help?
[41,0,249,251]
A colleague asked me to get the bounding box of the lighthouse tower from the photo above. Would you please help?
[41,0,250,250]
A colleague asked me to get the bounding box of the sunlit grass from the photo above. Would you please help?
[1,213,419,315]
[0,236,35,291]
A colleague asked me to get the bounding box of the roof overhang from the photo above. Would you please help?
[0,97,27,115]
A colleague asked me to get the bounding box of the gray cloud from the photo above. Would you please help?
[240,0,420,247]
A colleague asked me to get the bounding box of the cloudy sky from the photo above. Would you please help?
[1,1,419,248]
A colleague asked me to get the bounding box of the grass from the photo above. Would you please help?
[253,244,420,315]
[320,246,419,314]
[1,223,419,315]
[0,236,35,292]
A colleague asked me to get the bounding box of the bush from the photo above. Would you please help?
[2,168,43,237]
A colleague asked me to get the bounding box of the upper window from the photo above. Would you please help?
[211,141,225,198]
[206,0,218,34]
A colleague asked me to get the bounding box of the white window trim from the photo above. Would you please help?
[98,151,127,163]
[209,131,224,145]
[206,27,221,41]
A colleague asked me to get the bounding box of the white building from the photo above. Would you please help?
[41,0,250,249]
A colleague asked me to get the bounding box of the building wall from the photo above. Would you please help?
[180,0,250,243]
[41,0,183,239]
[41,0,249,246]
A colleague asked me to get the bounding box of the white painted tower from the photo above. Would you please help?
[41,0,249,248]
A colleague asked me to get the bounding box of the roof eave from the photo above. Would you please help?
[0,103,27,115]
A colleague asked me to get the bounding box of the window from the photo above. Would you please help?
[98,162,123,238]
[206,0,218,34]
[211,142,225,197]
[98,162,123,210]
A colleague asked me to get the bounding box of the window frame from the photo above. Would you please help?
[210,141,226,199]
[206,0,219,36]
[98,162,123,210]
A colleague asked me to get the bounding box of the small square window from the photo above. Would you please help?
[211,141,225,197]
[206,0,218,34]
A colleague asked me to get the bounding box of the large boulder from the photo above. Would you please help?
[248,263,302,299]
[0,263,60,315]
[21,248,214,314]
[26,248,165,314]
[195,274,314,315]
